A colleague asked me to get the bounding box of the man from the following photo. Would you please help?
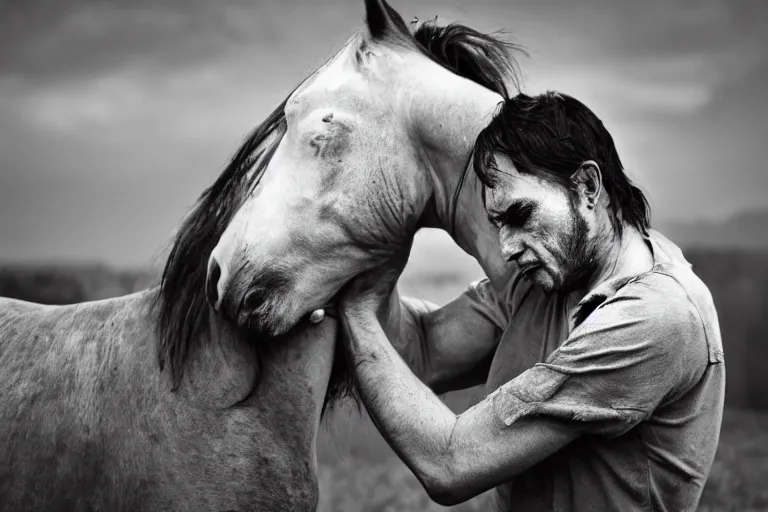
[334,92,725,511]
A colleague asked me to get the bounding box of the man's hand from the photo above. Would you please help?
[307,252,407,326]
[339,252,409,320]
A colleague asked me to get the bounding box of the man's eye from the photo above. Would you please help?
[488,202,535,228]
[500,204,534,227]
[509,211,532,227]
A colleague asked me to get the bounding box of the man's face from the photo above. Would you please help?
[485,155,597,293]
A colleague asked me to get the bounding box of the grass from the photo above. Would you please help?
[697,408,768,511]
[316,406,768,512]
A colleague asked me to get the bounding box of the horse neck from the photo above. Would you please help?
[178,307,336,434]
[404,66,509,288]
[175,310,259,408]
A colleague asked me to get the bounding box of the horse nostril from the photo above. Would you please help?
[206,258,222,309]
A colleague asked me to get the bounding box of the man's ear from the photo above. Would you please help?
[571,160,602,209]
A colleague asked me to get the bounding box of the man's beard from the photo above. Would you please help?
[554,199,600,293]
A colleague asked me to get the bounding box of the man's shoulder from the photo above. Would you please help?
[641,260,724,365]
[624,268,698,308]
[573,267,720,373]
[572,268,696,328]
[623,254,717,338]
[608,262,725,407]
[564,269,705,357]
[646,229,718,315]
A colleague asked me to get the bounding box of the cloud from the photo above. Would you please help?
[0,0,766,266]
[0,0,243,83]
[5,73,144,131]
[611,0,767,60]
[526,57,718,118]
[0,0,364,85]
[489,0,768,117]
[0,0,365,138]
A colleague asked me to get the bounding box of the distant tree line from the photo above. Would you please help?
[686,250,768,409]
[0,248,766,409]
[0,265,157,305]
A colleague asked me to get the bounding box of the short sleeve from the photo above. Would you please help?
[489,279,704,438]
[461,267,532,331]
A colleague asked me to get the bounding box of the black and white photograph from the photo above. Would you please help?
[1,0,766,510]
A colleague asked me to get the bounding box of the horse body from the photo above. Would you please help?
[0,290,335,511]
[1,1,525,509]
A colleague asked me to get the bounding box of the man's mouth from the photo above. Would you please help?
[518,262,541,277]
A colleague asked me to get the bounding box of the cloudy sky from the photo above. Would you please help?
[0,0,766,268]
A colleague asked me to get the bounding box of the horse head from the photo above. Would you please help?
[205,0,523,336]
[159,0,523,389]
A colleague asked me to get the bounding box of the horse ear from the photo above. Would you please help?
[364,0,412,44]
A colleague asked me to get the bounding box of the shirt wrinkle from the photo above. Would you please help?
[471,229,724,511]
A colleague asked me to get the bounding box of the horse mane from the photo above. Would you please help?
[154,99,288,390]
[154,12,525,396]
[411,18,525,99]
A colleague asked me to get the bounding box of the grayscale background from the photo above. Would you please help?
[1,1,766,510]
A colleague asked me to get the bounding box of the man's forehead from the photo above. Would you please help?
[486,186,522,214]
[486,173,538,210]
[489,155,542,188]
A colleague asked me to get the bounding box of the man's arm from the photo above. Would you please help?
[340,274,694,506]
[384,275,517,393]
[388,293,498,393]
[341,305,579,506]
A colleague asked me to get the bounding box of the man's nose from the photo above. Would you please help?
[500,233,525,263]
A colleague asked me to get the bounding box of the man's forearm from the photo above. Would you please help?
[343,309,458,494]
[377,291,438,382]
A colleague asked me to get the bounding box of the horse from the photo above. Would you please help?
[0,1,522,510]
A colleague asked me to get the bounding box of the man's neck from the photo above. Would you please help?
[585,224,654,293]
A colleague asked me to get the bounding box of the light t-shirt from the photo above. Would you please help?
[459,230,725,511]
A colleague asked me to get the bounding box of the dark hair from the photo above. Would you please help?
[366,0,525,99]
[155,98,287,390]
[411,18,524,100]
[473,91,651,236]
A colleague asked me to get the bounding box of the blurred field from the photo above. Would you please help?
[1,241,767,511]
[315,406,768,512]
